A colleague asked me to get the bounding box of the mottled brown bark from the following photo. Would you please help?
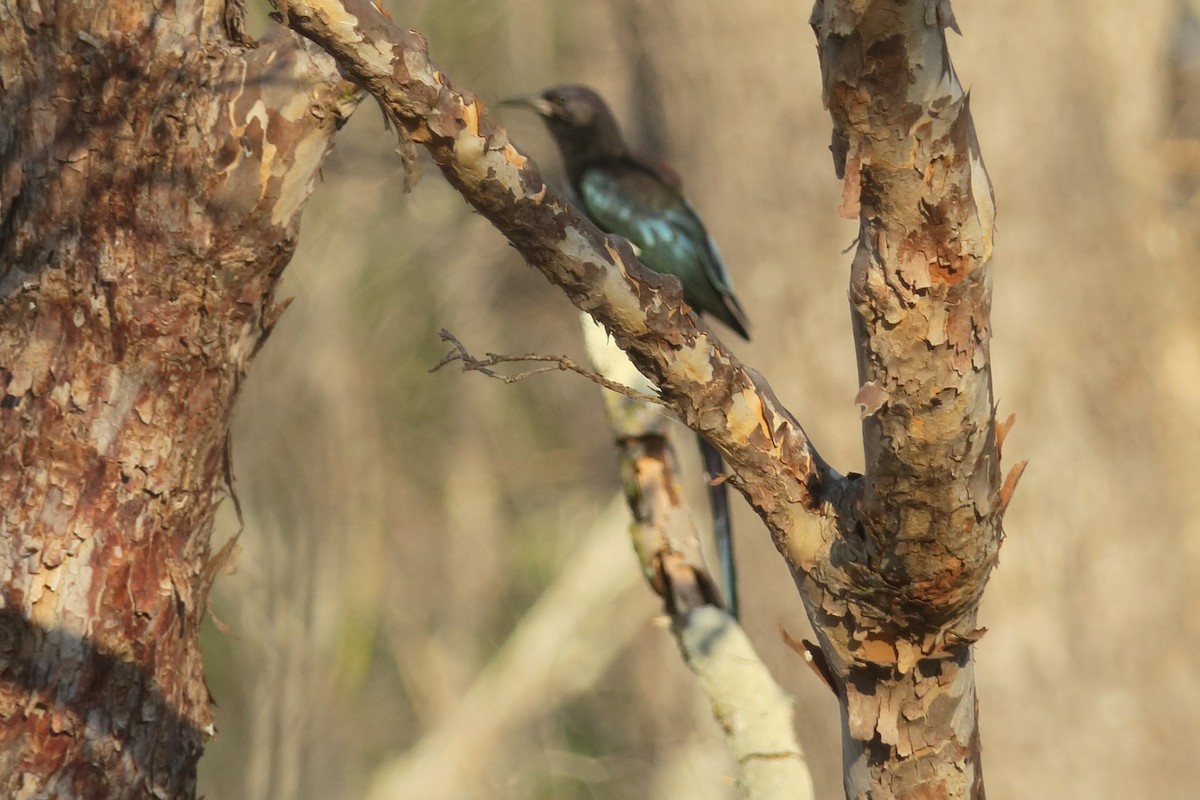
[580,318,720,615]
[810,2,1005,796]
[0,5,356,797]
[279,1,1006,799]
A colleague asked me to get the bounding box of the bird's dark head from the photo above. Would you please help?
[502,84,627,167]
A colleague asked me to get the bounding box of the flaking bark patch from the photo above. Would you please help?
[0,13,356,798]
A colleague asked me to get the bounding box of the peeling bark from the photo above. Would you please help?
[579,315,720,615]
[811,2,1000,794]
[0,6,357,796]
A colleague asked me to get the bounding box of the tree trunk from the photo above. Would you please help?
[808,1,1005,796]
[0,6,354,796]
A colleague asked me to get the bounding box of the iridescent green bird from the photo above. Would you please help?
[503,84,751,617]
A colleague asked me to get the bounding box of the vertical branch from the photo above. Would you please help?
[809,1,1007,797]
[816,0,999,618]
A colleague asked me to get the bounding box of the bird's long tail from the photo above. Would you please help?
[699,436,738,618]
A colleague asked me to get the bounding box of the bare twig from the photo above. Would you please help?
[430,329,668,407]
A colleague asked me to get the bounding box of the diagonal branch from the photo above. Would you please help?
[273,0,852,583]
[580,315,814,799]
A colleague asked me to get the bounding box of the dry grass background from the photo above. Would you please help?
[197,1,1200,798]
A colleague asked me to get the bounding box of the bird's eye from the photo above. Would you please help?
[563,98,594,125]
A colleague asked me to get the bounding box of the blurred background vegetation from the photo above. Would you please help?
[197,1,1200,798]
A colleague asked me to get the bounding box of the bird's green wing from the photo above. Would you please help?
[578,162,750,339]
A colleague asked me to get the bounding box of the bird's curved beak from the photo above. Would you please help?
[499,93,554,117]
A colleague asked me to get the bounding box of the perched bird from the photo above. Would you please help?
[503,84,751,617]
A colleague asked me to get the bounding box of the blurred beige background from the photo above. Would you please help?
[198,1,1200,798]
